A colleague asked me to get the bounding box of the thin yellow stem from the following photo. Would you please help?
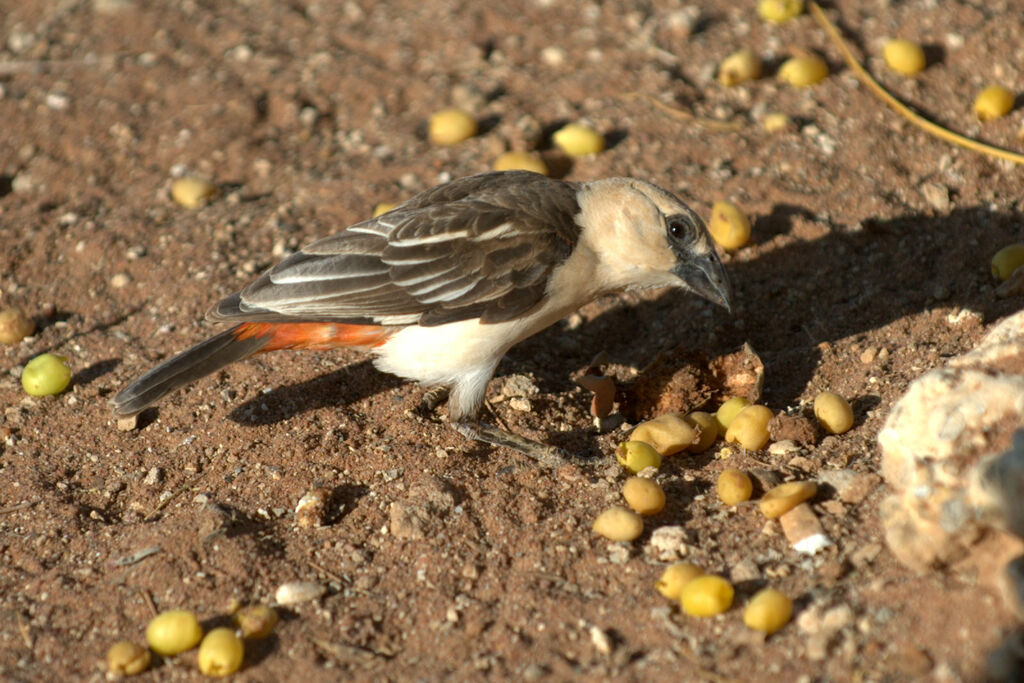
[808,1,1024,166]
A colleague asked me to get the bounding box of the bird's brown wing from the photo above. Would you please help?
[210,172,582,327]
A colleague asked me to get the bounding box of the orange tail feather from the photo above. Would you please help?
[234,322,392,352]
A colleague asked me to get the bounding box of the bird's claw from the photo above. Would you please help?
[452,421,572,467]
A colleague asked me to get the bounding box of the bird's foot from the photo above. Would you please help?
[416,386,450,417]
[452,420,571,467]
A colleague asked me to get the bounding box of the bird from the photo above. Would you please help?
[111,170,733,464]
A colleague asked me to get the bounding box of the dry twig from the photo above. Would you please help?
[809,1,1024,166]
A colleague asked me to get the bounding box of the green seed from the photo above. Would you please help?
[622,477,666,515]
[757,0,803,23]
[592,505,644,542]
[680,575,735,617]
[631,414,698,456]
[778,55,829,87]
[197,627,245,677]
[170,176,218,208]
[616,440,662,473]
[0,307,35,344]
[428,108,478,146]
[145,609,203,656]
[717,469,754,505]
[715,397,751,432]
[493,151,548,175]
[21,353,72,396]
[813,391,854,434]
[234,604,278,639]
[708,201,751,250]
[743,587,793,634]
[552,123,604,157]
[883,39,926,76]
[724,405,773,450]
[974,85,1014,121]
[991,244,1024,281]
[106,640,151,676]
[655,562,704,600]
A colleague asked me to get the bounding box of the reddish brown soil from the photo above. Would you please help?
[2,0,1024,680]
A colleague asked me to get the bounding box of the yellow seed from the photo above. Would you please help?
[684,411,719,452]
[974,85,1015,121]
[757,0,803,23]
[170,176,218,209]
[991,244,1024,281]
[372,202,397,218]
[197,627,245,677]
[233,604,278,639]
[428,108,478,146]
[145,609,203,656]
[883,39,926,76]
[592,505,644,542]
[718,48,763,86]
[655,562,704,600]
[813,391,854,434]
[778,55,829,87]
[725,405,773,450]
[762,112,794,133]
[715,397,751,432]
[622,477,666,515]
[631,414,698,456]
[616,440,662,474]
[717,469,754,505]
[493,151,549,175]
[552,122,604,157]
[680,575,735,617]
[743,588,793,635]
[106,640,151,676]
[0,307,35,344]
[708,201,751,250]
[759,481,817,518]
[21,353,72,396]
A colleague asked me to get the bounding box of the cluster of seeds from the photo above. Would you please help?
[106,604,277,677]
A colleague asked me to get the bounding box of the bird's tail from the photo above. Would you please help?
[110,322,392,416]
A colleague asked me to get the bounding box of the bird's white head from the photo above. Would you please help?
[576,178,733,311]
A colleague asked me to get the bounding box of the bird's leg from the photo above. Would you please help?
[451,421,571,468]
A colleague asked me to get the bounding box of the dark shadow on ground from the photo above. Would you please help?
[229,358,402,425]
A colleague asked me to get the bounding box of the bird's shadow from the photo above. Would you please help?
[228,358,402,425]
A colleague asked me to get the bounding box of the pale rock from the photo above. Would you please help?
[645,525,690,561]
[879,310,1024,573]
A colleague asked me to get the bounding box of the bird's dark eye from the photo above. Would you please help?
[666,215,691,242]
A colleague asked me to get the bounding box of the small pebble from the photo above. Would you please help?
[295,487,330,528]
[274,580,327,606]
[780,502,832,553]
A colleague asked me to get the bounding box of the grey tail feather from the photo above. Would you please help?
[110,325,269,416]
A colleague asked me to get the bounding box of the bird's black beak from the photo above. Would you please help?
[672,251,734,313]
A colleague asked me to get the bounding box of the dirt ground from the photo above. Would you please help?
[2,0,1024,680]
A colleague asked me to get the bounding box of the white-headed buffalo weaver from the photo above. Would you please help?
[112,171,732,463]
